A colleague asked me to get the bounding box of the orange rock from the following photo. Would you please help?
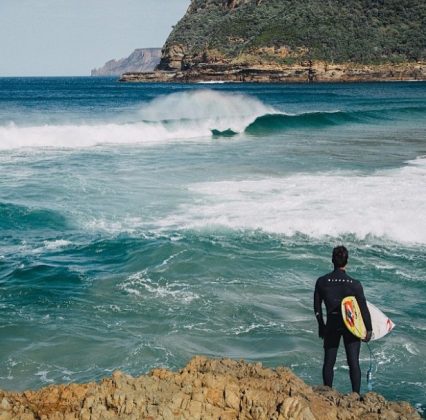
[0,357,421,419]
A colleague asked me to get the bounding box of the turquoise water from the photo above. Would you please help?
[0,78,425,412]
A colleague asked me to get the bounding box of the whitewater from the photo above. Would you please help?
[0,78,425,414]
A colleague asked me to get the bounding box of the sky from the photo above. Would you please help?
[0,0,190,76]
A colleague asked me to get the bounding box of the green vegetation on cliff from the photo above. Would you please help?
[161,0,426,67]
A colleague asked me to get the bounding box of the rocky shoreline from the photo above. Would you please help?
[119,61,426,83]
[0,357,421,419]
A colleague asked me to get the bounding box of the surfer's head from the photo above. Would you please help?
[332,246,348,269]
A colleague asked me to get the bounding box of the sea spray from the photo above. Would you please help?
[138,89,275,126]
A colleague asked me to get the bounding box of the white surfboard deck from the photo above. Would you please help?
[367,301,395,341]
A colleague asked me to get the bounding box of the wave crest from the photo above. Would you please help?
[0,91,272,150]
[245,106,426,134]
[245,111,359,133]
[0,202,68,231]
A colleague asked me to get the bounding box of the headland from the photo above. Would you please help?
[120,0,426,83]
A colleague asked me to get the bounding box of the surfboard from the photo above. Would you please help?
[341,296,367,339]
[341,296,395,341]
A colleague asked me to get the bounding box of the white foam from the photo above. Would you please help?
[0,91,273,150]
[43,239,72,250]
[197,81,226,84]
[120,270,199,304]
[0,121,203,150]
[158,157,426,244]
[415,403,424,415]
[83,217,144,234]
[229,320,286,336]
[35,370,54,383]
[404,343,420,356]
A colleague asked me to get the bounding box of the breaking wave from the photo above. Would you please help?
[245,105,426,134]
[0,91,272,150]
[0,90,424,150]
[245,111,361,133]
[157,157,426,245]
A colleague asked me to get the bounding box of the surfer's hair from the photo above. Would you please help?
[332,246,348,268]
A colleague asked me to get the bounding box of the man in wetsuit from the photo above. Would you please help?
[314,246,372,394]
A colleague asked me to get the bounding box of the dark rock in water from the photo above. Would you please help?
[91,48,161,76]
[0,356,421,419]
[211,128,238,137]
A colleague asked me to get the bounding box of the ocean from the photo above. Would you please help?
[0,78,425,413]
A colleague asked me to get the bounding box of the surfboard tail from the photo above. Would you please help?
[387,318,395,332]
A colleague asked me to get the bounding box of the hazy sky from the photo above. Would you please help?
[0,0,190,76]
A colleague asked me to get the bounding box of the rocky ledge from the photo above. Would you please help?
[0,357,420,419]
[119,61,425,83]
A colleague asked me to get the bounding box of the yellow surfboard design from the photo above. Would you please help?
[341,296,367,339]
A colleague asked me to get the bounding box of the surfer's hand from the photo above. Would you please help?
[318,324,325,339]
[363,330,372,343]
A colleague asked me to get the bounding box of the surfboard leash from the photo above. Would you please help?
[365,342,377,391]
[352,324,378,392]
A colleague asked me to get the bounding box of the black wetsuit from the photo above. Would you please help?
[314,268,372,393]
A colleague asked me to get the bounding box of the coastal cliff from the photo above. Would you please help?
[91,48,161,76]
[0,357,420,419]
[121,0,426,82]
[120,61,426,83]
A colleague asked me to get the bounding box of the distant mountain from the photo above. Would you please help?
[91,48,161,76]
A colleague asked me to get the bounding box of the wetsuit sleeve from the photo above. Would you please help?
[354,282,372,332]
[314,278,325,328]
